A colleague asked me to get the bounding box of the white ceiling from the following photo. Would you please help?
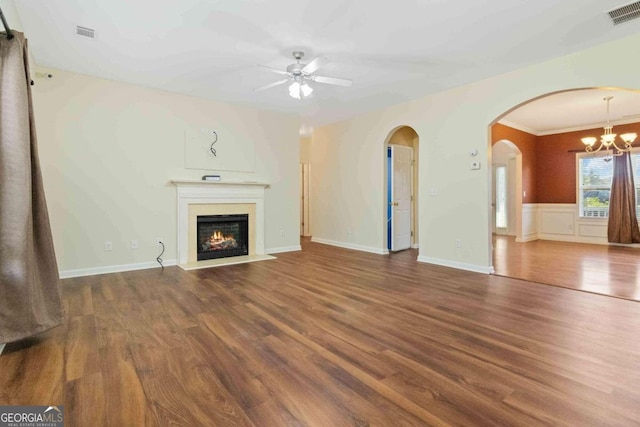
[9,0,640,128]
[500,89,640,134]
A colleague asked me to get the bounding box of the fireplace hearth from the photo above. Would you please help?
[197,214,249,261]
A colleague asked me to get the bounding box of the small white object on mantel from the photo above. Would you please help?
[170,179,271,268]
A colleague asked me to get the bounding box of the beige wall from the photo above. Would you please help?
[300,136,312,163]
[0,1,22,31]
[311,31,640,272]
[32,67,300,275]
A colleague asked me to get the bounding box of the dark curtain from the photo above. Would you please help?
[608,152,640,244]
[0,31,63,343]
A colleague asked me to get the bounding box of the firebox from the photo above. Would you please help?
[197,214,249,261]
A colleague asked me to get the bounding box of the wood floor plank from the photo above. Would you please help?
[493,234,640,301]
[64,372,106,427]
[3,239,640,425]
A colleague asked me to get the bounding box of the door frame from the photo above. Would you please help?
[389,144,413,251]
[383,126,420,254]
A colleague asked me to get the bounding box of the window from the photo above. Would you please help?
[577,151,640,218]
[495,165,507,228]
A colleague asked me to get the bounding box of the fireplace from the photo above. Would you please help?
[197,214,249,261]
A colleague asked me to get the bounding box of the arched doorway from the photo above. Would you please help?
[488,87,640,299]
[384,126,419,252]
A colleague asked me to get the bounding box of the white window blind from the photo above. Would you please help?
[578,152,640,218]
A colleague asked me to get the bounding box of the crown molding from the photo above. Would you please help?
[497,119,539,136]
[499,118,640,137]
[537,118,640,136]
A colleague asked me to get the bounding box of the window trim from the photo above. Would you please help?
[576,148,640,220]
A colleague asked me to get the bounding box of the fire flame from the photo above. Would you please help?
[210,231,234,243]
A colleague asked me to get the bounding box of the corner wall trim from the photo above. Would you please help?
[59,259,178,279]
[266,245,302,254]
[417,255,493,274]
[311,237,388,255]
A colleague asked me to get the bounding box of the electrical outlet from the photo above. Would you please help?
[280,229,284,237]
[156,237,164,246]
[455,239,462,248]
[104,241,112,252]
[131,240,138,249]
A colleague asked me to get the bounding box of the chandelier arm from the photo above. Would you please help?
[585,143,603,154]
[610,140,632,154]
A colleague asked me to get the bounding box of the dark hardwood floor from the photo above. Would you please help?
[2,239,640,425]
[493,234,640,301]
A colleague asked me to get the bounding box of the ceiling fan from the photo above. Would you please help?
[254,51,352,99]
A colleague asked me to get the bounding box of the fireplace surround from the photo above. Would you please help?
[171,180,272,269]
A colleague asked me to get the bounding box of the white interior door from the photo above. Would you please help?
[390,145,412,251]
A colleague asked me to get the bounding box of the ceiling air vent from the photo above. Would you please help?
[608,1,640,25]
[75,25,95,38]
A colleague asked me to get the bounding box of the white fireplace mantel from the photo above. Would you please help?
[171,180,269,266]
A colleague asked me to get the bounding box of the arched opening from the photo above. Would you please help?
[488,87,640,300]
[383,126,419,253]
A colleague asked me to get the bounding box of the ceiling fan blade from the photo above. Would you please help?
[254,79,290,92]
[258,64,290,76]
[302,56,329,75]
[312,75,353,87]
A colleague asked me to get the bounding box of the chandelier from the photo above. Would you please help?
[581,96,637,156]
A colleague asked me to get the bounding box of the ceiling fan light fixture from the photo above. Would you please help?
[289,81,301,99]
[256,51,352,99]
[300,83,313,98]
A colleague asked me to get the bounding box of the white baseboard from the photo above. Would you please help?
[537,233,608,245]
[0,343,5,355]
[516,233,539,243]
[59,259,178,279]
[417,255,493,274]
[411,243,420,249]
[311,237,388,255]
[266,245,302,254]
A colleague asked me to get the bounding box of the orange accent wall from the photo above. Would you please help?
[491,123,537,203]
[492,122,640,204]
[536,122,640,203]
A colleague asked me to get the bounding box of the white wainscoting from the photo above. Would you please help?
[517,204,539,242]
[539,204,575,236]
[520,203,609,245]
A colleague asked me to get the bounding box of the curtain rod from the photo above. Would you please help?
[0,7,14,40]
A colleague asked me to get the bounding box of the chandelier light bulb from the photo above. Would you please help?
[621,133,638,144]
